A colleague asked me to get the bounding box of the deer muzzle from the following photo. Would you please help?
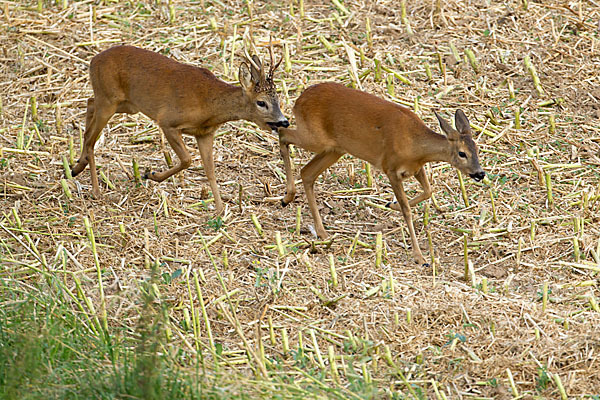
[268,119,290,130]
[469,171,486,182]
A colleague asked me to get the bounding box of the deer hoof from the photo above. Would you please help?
[422,262,430,268]
[143,171,155,180]
[281,199,289,207]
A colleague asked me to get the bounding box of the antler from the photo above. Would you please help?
[267,35,283,81]
[243,46,262,75]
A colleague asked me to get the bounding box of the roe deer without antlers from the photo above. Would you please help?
[277,82,485,266]
[71,45,288,213]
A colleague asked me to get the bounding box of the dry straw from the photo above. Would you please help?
[1,0,600,397]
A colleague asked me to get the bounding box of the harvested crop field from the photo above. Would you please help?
[1,0,600,398]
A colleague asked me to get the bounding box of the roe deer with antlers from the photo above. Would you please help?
[71,45,288,213]
[277,82,485,266]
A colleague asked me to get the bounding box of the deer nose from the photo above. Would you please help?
[470,171,485,182]
[268,120,289,129]
[275,119,289,128]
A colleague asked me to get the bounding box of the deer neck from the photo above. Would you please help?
[206,84,250,126]
[420,129,453,164]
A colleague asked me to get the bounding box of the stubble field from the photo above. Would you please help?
[1,0,600,398]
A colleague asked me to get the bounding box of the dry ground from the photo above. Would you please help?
[1,0,600,398]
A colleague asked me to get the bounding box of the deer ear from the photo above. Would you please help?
[239,62,254,92]
[435,111,459,140]
[454,109,471,135]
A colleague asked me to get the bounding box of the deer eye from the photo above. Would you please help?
[458,151,467,158]
[256,101,267,108]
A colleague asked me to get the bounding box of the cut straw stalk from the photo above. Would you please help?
[327,345,340,384]
[275,231,285,257]
[374,58,381,81]
[251,213,263,237]
[524,55,544,96]
[30,96,37,121]
[281,327,289,355]
[132,158,141,183]
[464,48,478,73]
[268,315,275,346]
[331,0,348,15]
[506,368,518,397]
[99,171,115,190]
[481,277,488,294]
[375,232,383,267]
[60,179,72,199]
[195,272,218,370]
[347,230,360,258]
[84,216,108,337]
[295,205,301,235]
[17,99,28,150]
[310,329,325,369]
[10,206,21,229]
[386,74,394,96]
[542,282,548,313]
[507,78,515,99]
[365,17,372,49]
[318,35,336,54]
[364,162,373,187]
[549,114,556,134]
[328,254,338,288]
[573,236,580,262]
[424,62,433,81]
[72,275,101,335]
[554,373,568,399]
[400,0,413,36]
[489,189,497,222]
[381,65,411,85]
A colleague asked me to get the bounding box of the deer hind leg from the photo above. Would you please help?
[387,172,428,266]
[71,98,96,177]
[71,97,116,197]
[278,127,297,206]
[145,126,192,183]
[194,132,224,215]
[300,151,343,239]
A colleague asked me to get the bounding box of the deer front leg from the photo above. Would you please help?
[71,97,115,198]
[145,126,192,182]
[300,151,343,239]
[386,167,432,210]
[195,132,224,214]
[278,128,296,206]
[409,167,432,207]
[387,172,428,266]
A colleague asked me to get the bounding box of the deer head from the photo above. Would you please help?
[239,42,288,132]
[435,109,485,181]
